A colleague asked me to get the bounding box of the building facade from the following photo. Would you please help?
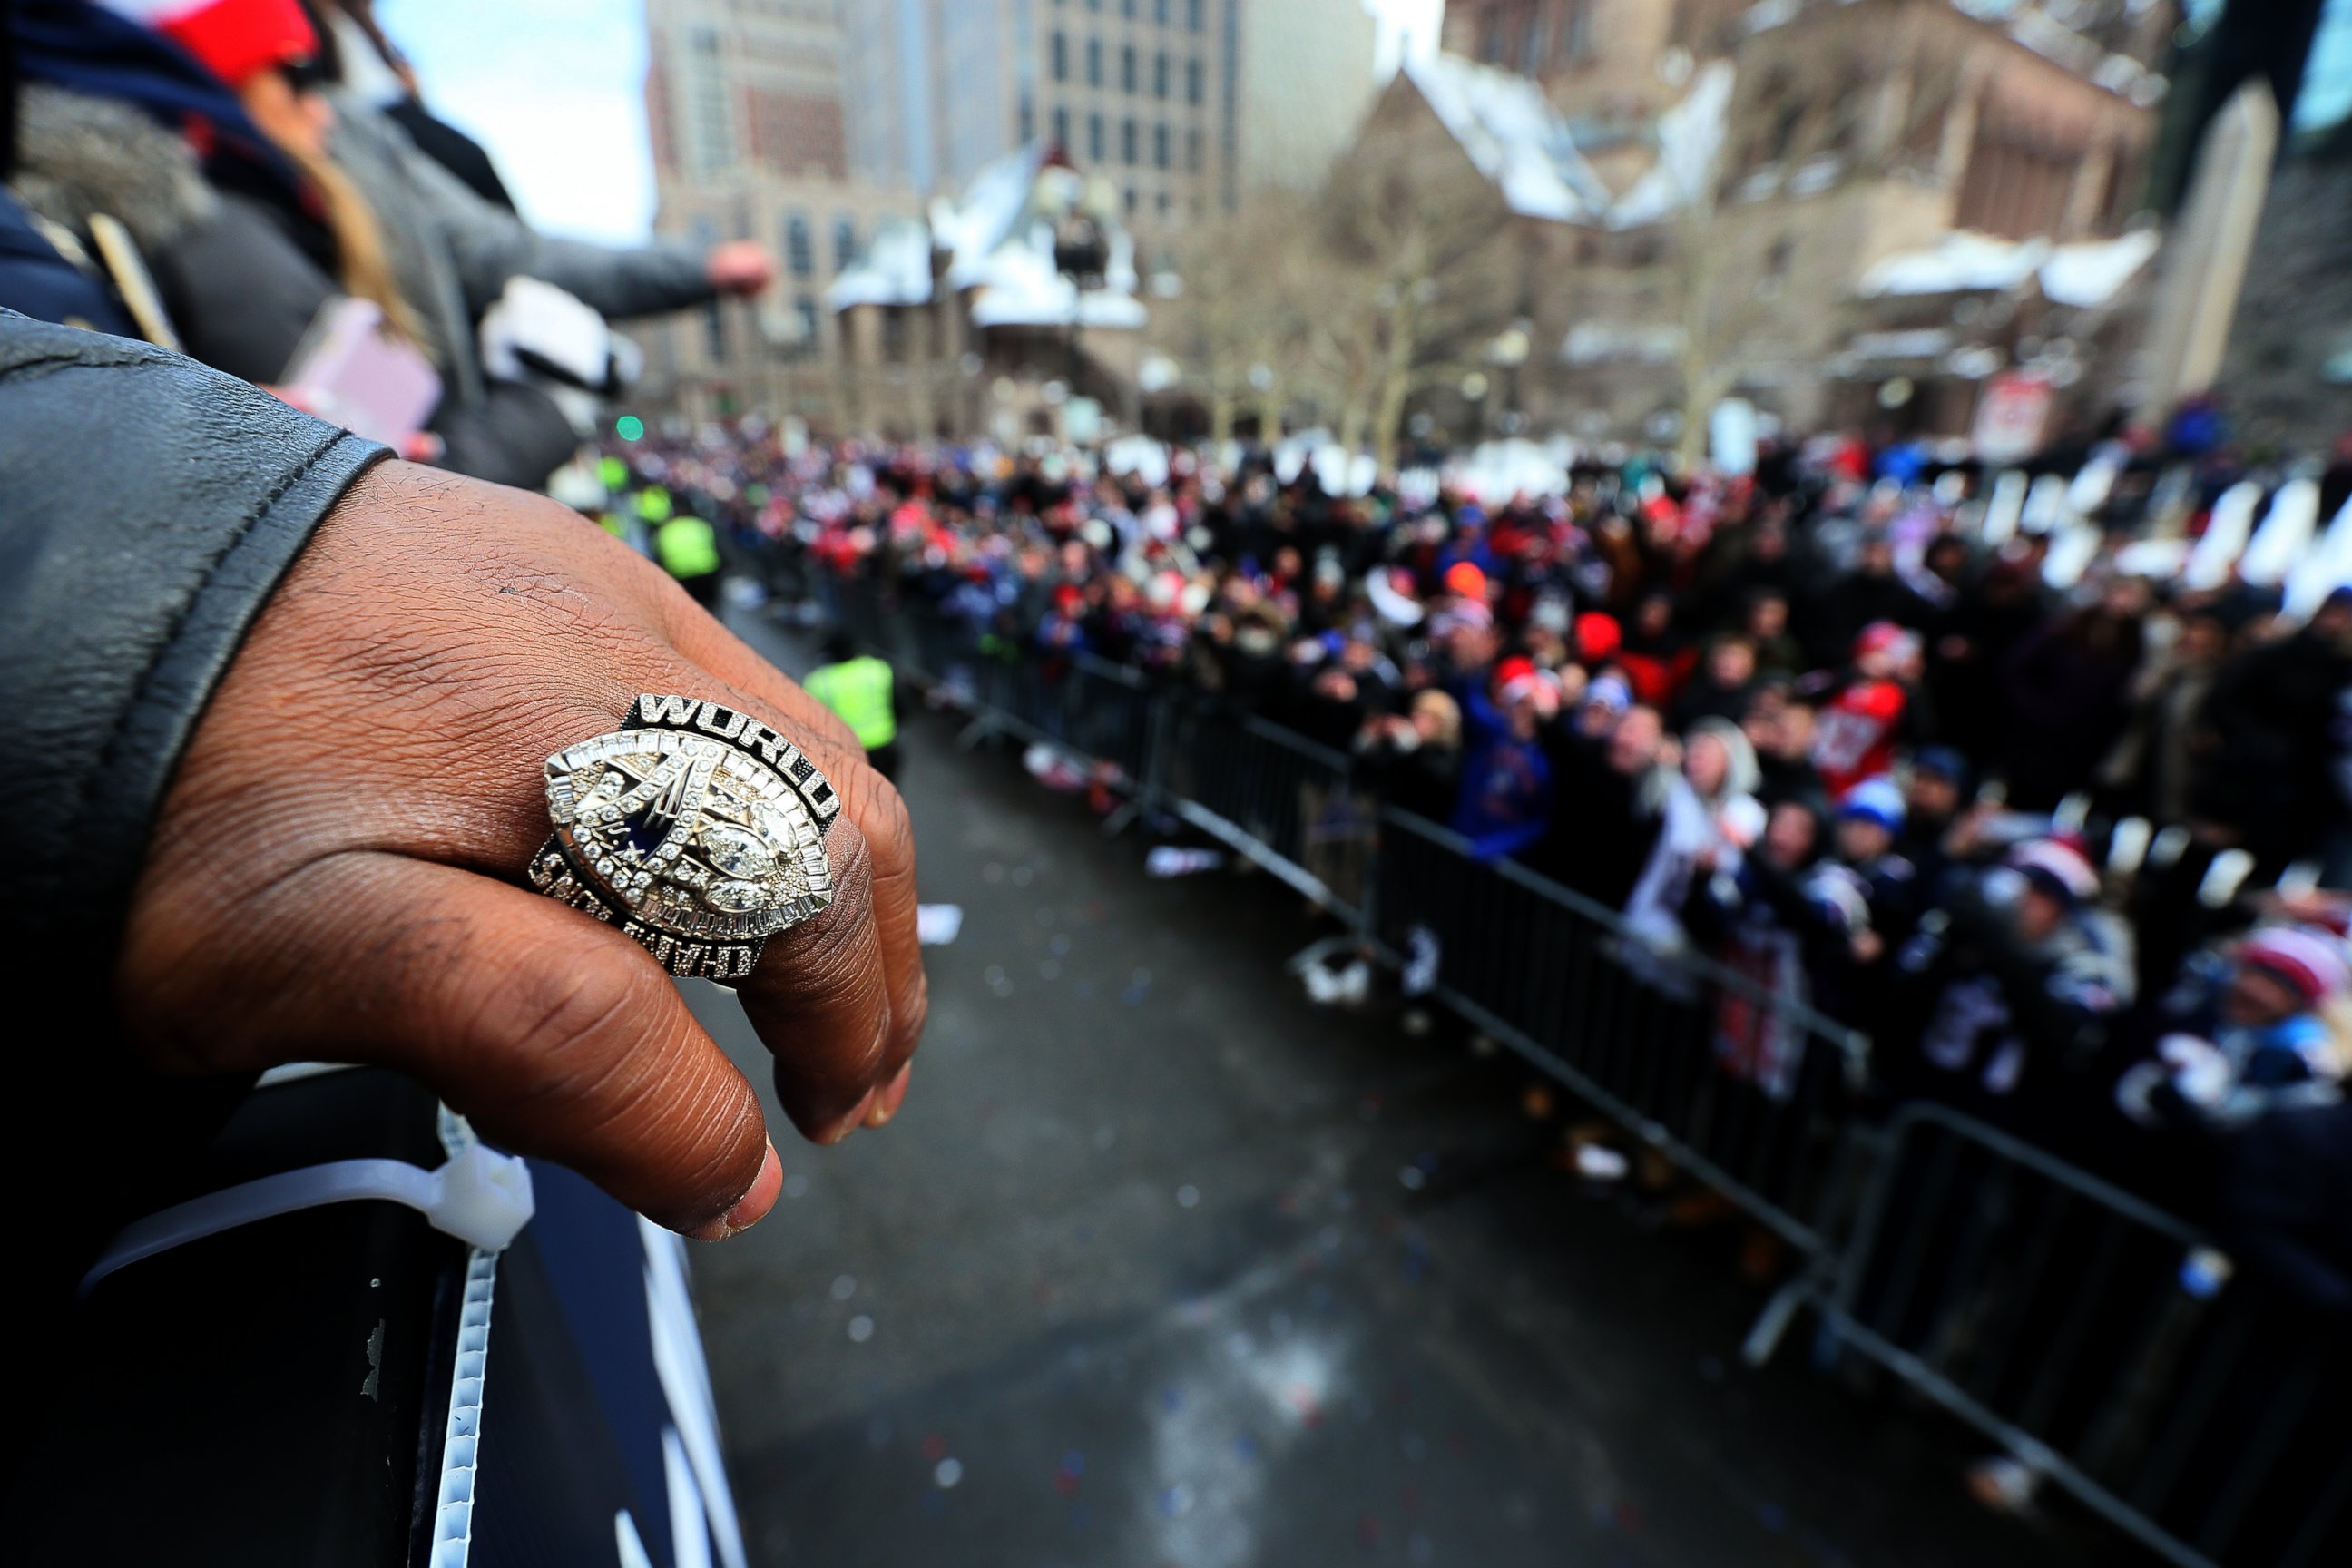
[844,0,1377,223]
[1355,0,2171,445]
[642,0,923,427]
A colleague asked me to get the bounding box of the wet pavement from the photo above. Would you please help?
[682,612,2109,1568]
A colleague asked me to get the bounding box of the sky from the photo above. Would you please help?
[375,0,2346,247]
[377,0,1442,244]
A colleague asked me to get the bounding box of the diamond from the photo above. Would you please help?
[701,824,777,881]
[706,880,767,914]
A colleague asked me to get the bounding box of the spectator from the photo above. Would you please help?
[1812,622,1918,799]
[1357,690,1464,825]
[1669,634,1761,730]
[1892,838,2133,1132]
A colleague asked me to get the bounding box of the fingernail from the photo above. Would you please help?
[689,1140,781,1242]
[825,1089,877,1146]
[867,1063,915,1128]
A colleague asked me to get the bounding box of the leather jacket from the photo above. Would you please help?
[1,313,387,1309]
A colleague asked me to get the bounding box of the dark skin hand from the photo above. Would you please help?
[113,462,926,1240]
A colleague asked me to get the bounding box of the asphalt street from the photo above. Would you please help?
[681,609,2110,1568]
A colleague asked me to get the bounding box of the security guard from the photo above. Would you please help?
[652,507,724,608]
[804,632,904,781]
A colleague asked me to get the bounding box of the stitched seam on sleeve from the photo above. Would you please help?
[62,429,353,846]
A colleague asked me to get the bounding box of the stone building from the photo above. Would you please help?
[1347,0,2172,445]
[639,0,924,426]
[642,0,1377,430]
[842,0,1377,225]
[822,146,1153,443]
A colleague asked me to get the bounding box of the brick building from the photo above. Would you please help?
[1349,0,2173,445]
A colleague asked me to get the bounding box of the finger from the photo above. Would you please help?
[734,812,898,1143]
[129,853,780,1240]
[665,622,929,1110]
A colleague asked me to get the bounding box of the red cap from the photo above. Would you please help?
[113,0,319,87]
[1493,656,1537,691]
[1444,562,1489,600]
[1574,612,1622,663]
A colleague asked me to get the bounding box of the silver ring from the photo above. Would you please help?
[531,694,840,979]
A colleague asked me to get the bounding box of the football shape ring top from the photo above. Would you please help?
[530,695,841,980]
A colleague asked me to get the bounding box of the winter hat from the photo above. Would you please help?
[1444,562,1490,600]
[1583,673,1633,715]
[2007,837,2100,905]
[1911,746,1973,793]
[1838,777,1906,835]
[103,0,318,86]
[1574,612,1623,664]
[2237,926,2352,1009]
[1854,621,1917,662]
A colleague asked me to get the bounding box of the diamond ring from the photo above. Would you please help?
[531,695,840,979]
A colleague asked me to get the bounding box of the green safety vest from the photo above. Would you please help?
[654,516,721,579]
[805,656,897,750]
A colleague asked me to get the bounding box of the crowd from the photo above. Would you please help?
[5,0,2348,1325]
[600,423,2352,1308]
[2,0,771,490]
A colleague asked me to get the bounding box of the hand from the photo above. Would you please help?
[117,464,926,1240]
[705,240,779,297]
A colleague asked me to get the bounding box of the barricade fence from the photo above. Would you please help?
[820,573,2342,1568]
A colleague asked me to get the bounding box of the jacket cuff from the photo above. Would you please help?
[0,313,390,987]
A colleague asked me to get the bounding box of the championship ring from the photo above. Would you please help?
[532,695,840,980]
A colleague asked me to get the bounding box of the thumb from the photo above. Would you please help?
[159,855,781,1240]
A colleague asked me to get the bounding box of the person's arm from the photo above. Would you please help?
[0,316,922,1244]
[405,132,746,321]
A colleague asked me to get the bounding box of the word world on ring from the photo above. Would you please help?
[532,695,841,980]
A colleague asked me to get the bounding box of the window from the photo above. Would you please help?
[1054,104,1071,149]
[882,310,907,364]
[1185,0,1202,32]
[1186,127,1202,172]
[785,213,813,278]
[1122,44,1136,92]
[1124,186,1138,214]
[1122,117,1138,164]
[791,296,819,358]
[1153,51,1169,97]
[1185,57,1202,104]
[1154,122,1170,169]
[1156,191,1170,214]
[1155,0,1169,22]
[1086,37,1102,86]
[1051,30,1067,81]
[1088,111,1105,161]
[1019,92,1034,142]
[702,301,728,364]
[832,216,858,270]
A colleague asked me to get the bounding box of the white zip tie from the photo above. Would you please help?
[80,1142,535,1297]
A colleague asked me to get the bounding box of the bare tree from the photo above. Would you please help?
[1316,119,1519,470]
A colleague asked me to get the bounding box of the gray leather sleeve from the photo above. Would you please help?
[0,313,388,986]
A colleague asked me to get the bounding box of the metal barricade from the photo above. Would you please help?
[821,593,2348,1568]
[1370,808,1868,1251]
[1158,702,1377,921]
[1762,1103,2350,1568]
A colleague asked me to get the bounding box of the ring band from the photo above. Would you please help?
[532,695,840,979]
